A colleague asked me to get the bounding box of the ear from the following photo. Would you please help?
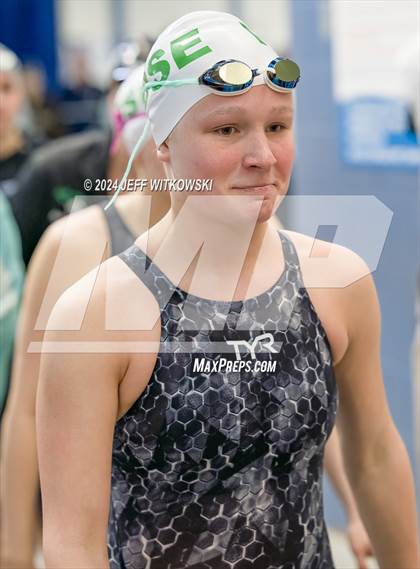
[157,140,170,163]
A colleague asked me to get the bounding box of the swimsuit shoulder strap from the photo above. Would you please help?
[102,204,136,256]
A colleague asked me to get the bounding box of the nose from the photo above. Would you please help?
[242,131,277,170]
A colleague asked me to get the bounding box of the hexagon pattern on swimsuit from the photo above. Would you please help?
[108,232,337,569]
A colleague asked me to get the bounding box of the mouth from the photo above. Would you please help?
[231,183,277,196]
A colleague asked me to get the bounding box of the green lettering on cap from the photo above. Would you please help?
[121,97,137,117]
[171,28,212,70]
[147,49,170,92]
[142,70,149,105]
[239,21,267,45]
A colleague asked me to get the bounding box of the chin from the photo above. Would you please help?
[230,196,276,226]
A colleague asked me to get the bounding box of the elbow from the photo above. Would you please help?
[344,423,409,487]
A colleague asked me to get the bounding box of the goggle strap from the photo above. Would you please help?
[104,118,152,211]
[144,78,198,91]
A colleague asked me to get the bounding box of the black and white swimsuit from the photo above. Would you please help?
[108,231,337,569]
[102,203,136,256]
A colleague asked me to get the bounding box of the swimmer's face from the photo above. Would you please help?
[0,70,24,133]
[158,84,295,223]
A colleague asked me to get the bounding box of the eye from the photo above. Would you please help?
[214,126,237,136]
[267,123,287,133]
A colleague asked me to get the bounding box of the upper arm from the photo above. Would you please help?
[13,221,62,353]
[4,223,62,417]
[334,258,393,465]
[6,211,103,416]
[37,251,162,551]
[36,276,124,552]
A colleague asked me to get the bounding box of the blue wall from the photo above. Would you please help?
[290,0,418,527]
[0,0,58,91]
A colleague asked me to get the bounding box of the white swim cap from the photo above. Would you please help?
[0,44,22,73]
[105,13,285,211]
[143,11,279,147]
[113,64,148,153]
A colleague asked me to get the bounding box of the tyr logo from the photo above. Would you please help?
[227,333,278,361]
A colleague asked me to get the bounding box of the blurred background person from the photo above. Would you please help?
[8,122,111,266]
[0,64,169,569]
[22,63,65,140]
[56,38,154,136]
[7,40,152,267]
[0,192,24,415]
[54,47,104,134]
[107,38,154,92]
[0,45,41,184]
[98,38,155,130]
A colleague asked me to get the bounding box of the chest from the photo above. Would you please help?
[117,283,343,421]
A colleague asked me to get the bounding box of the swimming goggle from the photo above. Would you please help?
[143,57,300,97]
[105,57,300,210]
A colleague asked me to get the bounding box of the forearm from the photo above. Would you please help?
[0,409,39,563]
[347,429,419,567]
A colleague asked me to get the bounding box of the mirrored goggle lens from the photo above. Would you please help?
[212,61,253,86]
[268,59,300,86]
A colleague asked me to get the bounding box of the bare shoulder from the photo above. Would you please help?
[281,229,372,289]
[32,205,107,278]
[47,254,161,339]
[280,230,380,364]
[43,204,106,248]
[25,205,113,330]
[42,250,162,417]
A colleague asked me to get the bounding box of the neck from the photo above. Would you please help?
[141,203,279,300]
[0,127,24,159]
[161,201,273,264]
[116,190,171,236]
